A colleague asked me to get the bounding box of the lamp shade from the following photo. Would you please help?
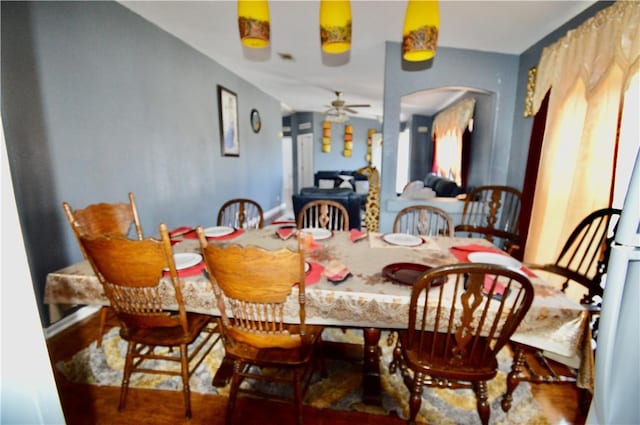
[402,0,439,61]
[319,0,351,54]
[238,0,270,48]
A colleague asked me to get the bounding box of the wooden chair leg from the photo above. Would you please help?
[408,371,424,425]
[225,361,242,425]
[96,306,109,348]
[119,342,135,411]
[502,345,526,412]
[474,380,490,425]
[179,344,192,419]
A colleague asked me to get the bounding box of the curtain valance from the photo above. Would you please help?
[432,97,476,137]
[532,1,640,114]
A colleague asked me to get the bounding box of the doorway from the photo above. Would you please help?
[281,136,294,214]
[296,133,314,191]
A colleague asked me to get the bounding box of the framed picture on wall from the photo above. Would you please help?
[218,85,239,157]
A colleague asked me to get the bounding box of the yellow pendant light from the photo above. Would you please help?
[319,0,351,54]
[402,0,439,61]
[238,0,270,48]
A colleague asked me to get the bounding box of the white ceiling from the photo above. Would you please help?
[120,0,595,120]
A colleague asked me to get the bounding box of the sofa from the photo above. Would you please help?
[423,173,465,197]
[292,187,363,230]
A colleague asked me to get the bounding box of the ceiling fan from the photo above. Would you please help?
[323,91,370,121]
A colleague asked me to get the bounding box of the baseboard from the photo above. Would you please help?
[44,305,101,339]
[264,203,288,222]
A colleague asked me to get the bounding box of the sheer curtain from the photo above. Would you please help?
[525,2,640,272]
[431,97,475,186]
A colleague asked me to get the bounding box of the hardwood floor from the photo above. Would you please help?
[46,310,589,424]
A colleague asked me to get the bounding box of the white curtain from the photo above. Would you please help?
[432,97,475,185]
[525,1,640,278]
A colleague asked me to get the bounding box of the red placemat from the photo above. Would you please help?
[162,262,205,278]
[449,244,536,277]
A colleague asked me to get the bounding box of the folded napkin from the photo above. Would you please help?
[323,260,351,283]
[449,244,536,277]
[349,228,368,243]
[276,226,296,240]
[162,261,205,278]
[304,262,324,286]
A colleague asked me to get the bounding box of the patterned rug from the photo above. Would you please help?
[57,327,549,425]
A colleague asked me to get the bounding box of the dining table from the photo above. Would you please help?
[44,226,593,404]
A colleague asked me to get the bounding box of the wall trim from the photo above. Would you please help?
[44,305,101,339]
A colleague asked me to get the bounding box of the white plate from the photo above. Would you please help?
[382,233,423,247]
[301,228,332,241]
[467,252,522,270]
[169,253,202,270]
[203,226,234,238]
[305,262,311,273]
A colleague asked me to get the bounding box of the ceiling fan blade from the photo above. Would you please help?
[343,108,359,114]
[345,104,371,108]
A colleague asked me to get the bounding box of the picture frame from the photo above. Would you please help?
[218,85,240,157]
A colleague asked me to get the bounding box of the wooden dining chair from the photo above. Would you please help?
[502,207,621,413]
[389,263,534,425]
[297,199,350,231]
[78,223,219,419]
[197,228,324,425]
[62,192,144,347]
[455,185,522,254]
[217,198,264,229]
[393,205,454,237]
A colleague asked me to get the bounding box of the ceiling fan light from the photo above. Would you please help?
[238,0,270,49]
[402,0,439,62]
[319,0,351,54]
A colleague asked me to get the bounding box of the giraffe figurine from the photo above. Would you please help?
[356,165,380,232]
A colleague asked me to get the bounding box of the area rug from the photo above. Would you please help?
[57,327,548,425]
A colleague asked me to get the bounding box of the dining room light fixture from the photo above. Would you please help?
[319,0,352,54]
[237,0,270,48]
[402,0,439,62]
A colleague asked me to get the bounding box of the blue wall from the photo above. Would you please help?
[1,1,283,325]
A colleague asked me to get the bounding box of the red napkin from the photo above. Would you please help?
[449,244,536,277]
[162,262,205,278]
[349,228,367,243]
[295,262,323,286]
[276,227,296,240]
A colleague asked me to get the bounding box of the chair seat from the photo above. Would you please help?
[225,324,323,367]
[120,312,212,346]
[398,330,499,382]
